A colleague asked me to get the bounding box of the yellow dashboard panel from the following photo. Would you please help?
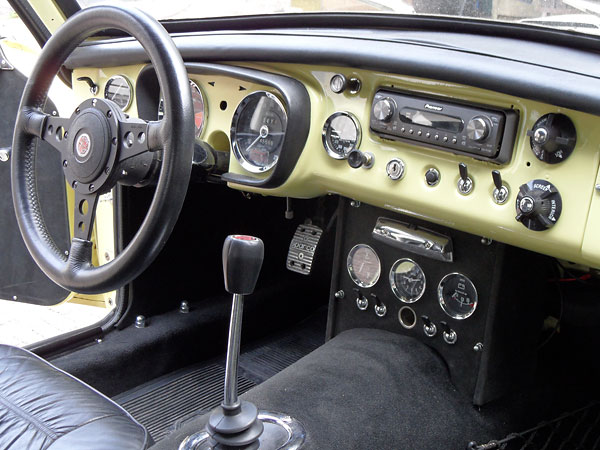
[72,62,600,269]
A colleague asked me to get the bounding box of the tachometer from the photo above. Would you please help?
[390,258,426,303]
[347,244,381,288]
[231,91,287,173]
[438,273,478,319]
[322,112,361,159]
[104,75,133,111]
[158,79,206,138]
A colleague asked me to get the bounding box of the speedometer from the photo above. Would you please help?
[231,91,287,173]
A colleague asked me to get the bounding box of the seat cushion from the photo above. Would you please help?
[0,344,150,450]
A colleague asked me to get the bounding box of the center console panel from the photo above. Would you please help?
[326,198,551,405]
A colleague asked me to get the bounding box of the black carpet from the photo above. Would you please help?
[155,328,506,450]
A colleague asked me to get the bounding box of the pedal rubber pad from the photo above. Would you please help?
[287,224,323,275]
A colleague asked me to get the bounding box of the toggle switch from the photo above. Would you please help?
[440,321,458,345]
[371,293,387,317]
[491,170,509,204]
[353,288,369,311]
[457,163,474,195]
[421,315,437,337]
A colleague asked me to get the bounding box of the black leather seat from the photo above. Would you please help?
[0,344,150,449]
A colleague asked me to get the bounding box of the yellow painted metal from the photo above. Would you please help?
[28,0,66,35]
[72,62,600,269]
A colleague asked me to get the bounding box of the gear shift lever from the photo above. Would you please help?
[179,235,305,450]
[206,235,265,449]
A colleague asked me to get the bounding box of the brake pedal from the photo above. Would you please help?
[287,223,323,275]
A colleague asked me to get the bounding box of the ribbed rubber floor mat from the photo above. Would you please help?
[114,309,326,442]
[116,363,255,441]
[238,323,324,384]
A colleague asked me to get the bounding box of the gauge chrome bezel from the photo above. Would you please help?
[437,272,478,320]
[347,244,381,288]
[104,75,133,111]
[322,111,362,160]
[189,79,207,138]
[389,258,426,304]
[230,91,288,174]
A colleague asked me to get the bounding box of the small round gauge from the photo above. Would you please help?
[231,91,287,173]
[104,75,133,111]
[347,244,381,288]
[389,258,426,303]
[322,112,362,159]
[158,80,206,138]
[438,273,478,319]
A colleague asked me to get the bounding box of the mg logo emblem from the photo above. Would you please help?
[76,133,91,158]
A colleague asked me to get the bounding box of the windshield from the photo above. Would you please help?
[78,0,600,36]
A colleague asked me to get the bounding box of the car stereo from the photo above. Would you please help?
[370,89,519,163]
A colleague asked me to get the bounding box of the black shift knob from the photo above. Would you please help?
[222,235,264,295]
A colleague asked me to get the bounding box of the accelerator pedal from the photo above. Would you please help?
[287,223,323,275]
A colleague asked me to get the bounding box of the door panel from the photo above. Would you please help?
[0,61,70,305]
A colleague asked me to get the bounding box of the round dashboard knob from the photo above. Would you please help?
[515,179,562,231]
[466,116,491,142]
[373,98,395,122]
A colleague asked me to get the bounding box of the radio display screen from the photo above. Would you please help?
[399,108,464,133]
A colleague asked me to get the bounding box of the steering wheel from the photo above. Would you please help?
[11,6,194,294]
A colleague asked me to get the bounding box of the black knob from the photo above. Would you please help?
[222,235,264,295]
[527,113,576,164]
[515,179,562,231]
[348,150,374,169]
[425,168,440,186]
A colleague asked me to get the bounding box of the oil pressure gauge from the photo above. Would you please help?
[438,273,478,319]
[322,112,361,159]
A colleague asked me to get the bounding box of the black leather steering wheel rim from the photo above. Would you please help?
[11,6,194,294]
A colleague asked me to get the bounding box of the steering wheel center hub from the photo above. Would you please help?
[63,98,120,193]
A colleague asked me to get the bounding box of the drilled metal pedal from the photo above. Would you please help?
[287,224,323,275]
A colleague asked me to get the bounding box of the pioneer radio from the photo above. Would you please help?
[370,90,519,163]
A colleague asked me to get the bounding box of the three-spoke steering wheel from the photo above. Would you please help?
[12,6,194,293]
